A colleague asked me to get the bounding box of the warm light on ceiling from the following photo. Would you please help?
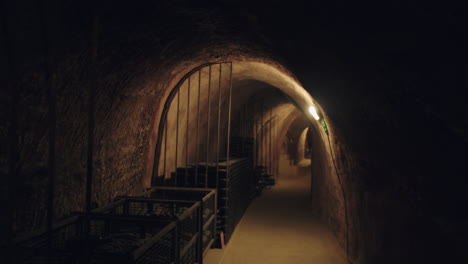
[309,106,320,120]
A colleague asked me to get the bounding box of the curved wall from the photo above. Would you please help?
[148,61,326,186]
[2,3,352,262]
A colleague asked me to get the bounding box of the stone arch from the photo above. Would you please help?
[145,60,334,187]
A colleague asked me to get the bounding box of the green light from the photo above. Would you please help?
[321,119,328,135]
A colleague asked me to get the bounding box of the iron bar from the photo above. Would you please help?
[245,104,250,137]
[153,62,233,184]
[250,105,255,135]
[240,105,242,137]
[240,105,243,137]
[186,76,190,185]
[205,65,212,188]
[275,116,279,182]
[245,104,248,137]
[164,117,167,178]
[175,81,180,186]
[242,105,244,137]
[244,104,247,137]
[241,104,245,150]
[263,119,273,173]
[226,62,233,183]
[246,104,249,136]
[253,103,256,168]
[248,105,250,135]
[237,111,240,137]
[272,116,274,178]
[246,104,248,136]
[244,103,246,137]
[249,103,251,136]
[269,107,272,174]
[249,103,253,136]
[195,70,201,186]
[274,116,276,181]
[243,104,246,137]
[216,64,222,186]
[261,102,263,168]
[257,120,262,180]
[247,104,250,136]
[258,120,261,167]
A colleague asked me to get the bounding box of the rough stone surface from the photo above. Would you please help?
[1,1,466,263]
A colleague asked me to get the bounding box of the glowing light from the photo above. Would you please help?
[309,106,320,120]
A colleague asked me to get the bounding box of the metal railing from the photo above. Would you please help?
[140,187,217,256]
[10,197,205,264]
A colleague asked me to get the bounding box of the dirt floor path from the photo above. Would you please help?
[204,173,346,264]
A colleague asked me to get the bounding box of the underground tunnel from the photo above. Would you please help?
[147,62,348,263]
[1,1,467,264]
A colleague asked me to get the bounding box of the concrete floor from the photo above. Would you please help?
[204,172,346,264]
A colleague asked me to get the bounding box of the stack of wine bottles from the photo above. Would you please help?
[169,157,255,246]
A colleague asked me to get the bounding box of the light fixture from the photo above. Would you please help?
[309,106,320,121]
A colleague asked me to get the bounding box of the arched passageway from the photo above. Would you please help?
[4,2,466,263]
[148,61,348,263]
[148,61,333,186]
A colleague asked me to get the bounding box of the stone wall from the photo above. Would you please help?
[2,1,466,263]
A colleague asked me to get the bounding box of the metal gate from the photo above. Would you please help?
[152,62,233,188]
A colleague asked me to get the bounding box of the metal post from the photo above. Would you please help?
[248,105,250,136]
[244,104,247,137]
[244,103,247,138]
[245,104,248,137]
[197,206,203,263]
[239,105,241,137]
[257,109,260,165]
[261,102,264,170]
[242,105,244,137]
[249,103,253,137]
[205,65,212,187]
[164,118,167,178]
[186,77,190,185]
[241,104,244,151]
[269,107,272,175]
[174,223,180,264]
[253,103,256,168]
[248,104,250,137]
[275,116,279,182]
[175,83,180,186]
[239,105,242,137]
[216,64,222,187]
[195,70,201,186]
[243,104,246,137]
[226,62,233,182]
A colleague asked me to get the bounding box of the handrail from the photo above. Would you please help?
[180,233,198,257]
[82,213,174,225]
[132,220,177,259]
[178,201,201,220]
[91,199,125,213]
[115,196,197,205]
[141,186,216,202]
